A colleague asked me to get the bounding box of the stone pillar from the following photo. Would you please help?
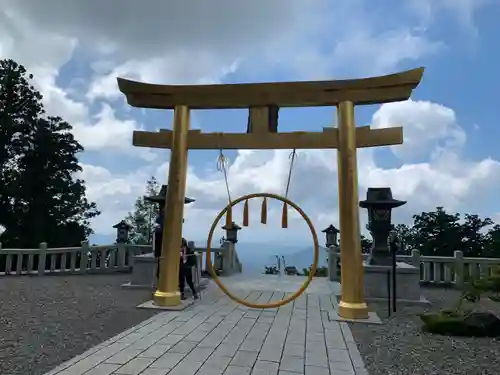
[328,245,340,281]
[221,241,233,275]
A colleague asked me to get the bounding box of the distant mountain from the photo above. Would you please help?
[233,242,329,275]
[86,235,325,276]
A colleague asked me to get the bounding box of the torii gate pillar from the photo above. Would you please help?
[336,101,366,319]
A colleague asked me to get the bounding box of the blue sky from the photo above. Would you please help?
[1,0,500,249]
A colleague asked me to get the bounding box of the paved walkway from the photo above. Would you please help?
[44,276,368,375]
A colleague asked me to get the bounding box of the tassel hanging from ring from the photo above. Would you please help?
[242,199,249,227]
[281,202,288,228]
[260,197,267,224]
[225,204,232,228]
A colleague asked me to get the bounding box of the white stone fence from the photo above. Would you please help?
[0,240,241,277]
[0,242,153,276]
[395,250,500,287]
[332,249,500,287]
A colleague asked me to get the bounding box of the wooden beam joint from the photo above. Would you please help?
[246,106,279,134]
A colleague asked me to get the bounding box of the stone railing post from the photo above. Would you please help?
[80,241,89,273]
[411,249,420,268]
[454,250,464,288]
[38,242,47,276]
[127,245,136,269]
[117,243,126,269]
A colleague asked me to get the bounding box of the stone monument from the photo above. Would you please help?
[361,187,426,304]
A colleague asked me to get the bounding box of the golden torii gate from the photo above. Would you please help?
[117,67,424,319]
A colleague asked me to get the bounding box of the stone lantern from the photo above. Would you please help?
[359,187,406,266]
[322,224,340,247]
[145,184,196,262]
[222,222,241,244]
[145,184,195,217]
[113,220,132,244]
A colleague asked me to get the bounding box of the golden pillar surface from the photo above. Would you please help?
[336,101,369,319]
[153,105,190,307]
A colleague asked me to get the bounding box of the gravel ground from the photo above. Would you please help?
[0,274,160,375]
[349,288,500,375]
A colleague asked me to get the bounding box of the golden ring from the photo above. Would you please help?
[206,192,319,309]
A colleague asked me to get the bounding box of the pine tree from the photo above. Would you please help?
[124,176,160,245]
[0,59,44,242]
[0,59,100,247]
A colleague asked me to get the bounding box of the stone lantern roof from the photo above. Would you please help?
[145,184,195,205]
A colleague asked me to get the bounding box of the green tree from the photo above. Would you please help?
[483,224,500,258]
[0,59,44,242]
[411,207,463,257]
[405,208,495,257]
[124,176,159,244]
[393,223,415,254]
[458,214,493,257]
[0,59,99,247]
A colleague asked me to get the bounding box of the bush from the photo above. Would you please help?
[419,265,500,337]
[489,295,500,302]
[263,266,279,275]
[419,311,500,337]
[302,265,328,277]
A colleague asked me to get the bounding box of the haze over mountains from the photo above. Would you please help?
[233,242,329,275]
[91,233,328,276]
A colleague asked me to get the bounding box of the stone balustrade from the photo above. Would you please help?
[329,247,500,287]
[396,250,500,287]
[0,242,153,276]
[0,240,242,277]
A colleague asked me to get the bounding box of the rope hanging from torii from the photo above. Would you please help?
[209,127,320,309]
[216,145,297,228]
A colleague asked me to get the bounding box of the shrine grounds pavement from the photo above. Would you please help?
[27,275,368,375]
[5,272,500,375]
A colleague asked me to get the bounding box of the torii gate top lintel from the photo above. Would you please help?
[117,67,424,110]
[119,67,424,151]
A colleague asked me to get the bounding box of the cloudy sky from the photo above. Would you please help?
[1,0,499,247]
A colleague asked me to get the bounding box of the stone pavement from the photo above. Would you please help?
[44,276,369,375]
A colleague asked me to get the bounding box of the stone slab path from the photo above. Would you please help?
[43,277,369,375]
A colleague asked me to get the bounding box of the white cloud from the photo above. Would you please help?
[410,0,495,35]
[0,0,449,160]
[78,163,160,235]
[372,100,467,161]
[80,100,500,245]
[1,0,497,246]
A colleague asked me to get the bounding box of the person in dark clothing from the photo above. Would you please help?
[154,210,164,280]
[179,238,198,300]
[154,226,163,280]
